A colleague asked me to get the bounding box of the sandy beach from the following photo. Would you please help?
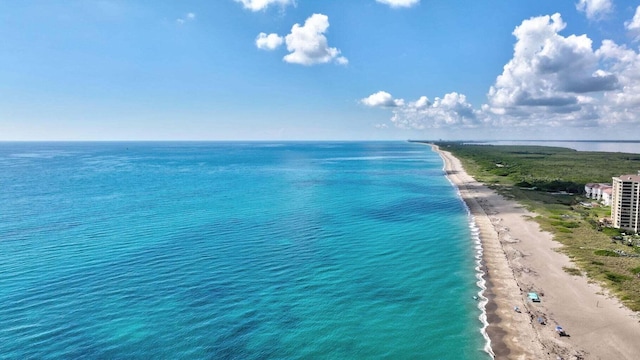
[433,145,640,360]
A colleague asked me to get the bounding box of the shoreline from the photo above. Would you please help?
[431,145,640,360]
[469,219,494,358]
[470,207,496,358]
[445,169,494,358]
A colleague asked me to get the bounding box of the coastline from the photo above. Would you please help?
[468,218,494,358]
[432,145,640,360]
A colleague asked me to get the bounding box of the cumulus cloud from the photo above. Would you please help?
[256,32,284,50]
[625,5,640,41]
[485,13,619,125]
[375,0,420,8]
[596,40,640,119]
[367,13,640,131]
[255,14,347,65]
[361,91,404,107]
[283,14,347,65]
[576,0,613,21]
[362,91,481,129]
[392,93,481,129]
[234,0,294,11]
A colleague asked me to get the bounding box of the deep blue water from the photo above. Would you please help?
[0,142,488,359]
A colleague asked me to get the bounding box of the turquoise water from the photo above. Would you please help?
[0,142,488,359]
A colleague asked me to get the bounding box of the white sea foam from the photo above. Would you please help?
[468,215,494,359]
[436,145,495,359]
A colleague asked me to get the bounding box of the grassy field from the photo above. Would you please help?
[432,142,640,311]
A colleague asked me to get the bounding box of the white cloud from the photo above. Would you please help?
[596,40,640,121]
[282,13,347,66]
[234,0,294,11]
[255,14,346,65]
[361,91,404,107]
[367,13,640,131]
[391,93,481,129]
[485,13,618,126]
[335,57,349,65]
[375,0,420,8]
[362,91,481,129]
[625,6,640,41]
[256,32,284,50]
[576,0,613,21]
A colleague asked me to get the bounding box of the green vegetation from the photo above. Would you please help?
[432,142,640,311]
[550,220,580,228]
[563,266,582,276]
[594,249,620,257]
[434,143,640,192]
[602,227,624,237]
[604,272,631,283]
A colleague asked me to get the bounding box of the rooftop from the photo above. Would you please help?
[614,174,640,182]
[589,183,612,189]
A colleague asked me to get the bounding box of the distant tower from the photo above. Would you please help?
[611,173,640,233]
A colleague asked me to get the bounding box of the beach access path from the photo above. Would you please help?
[433,145,640,360]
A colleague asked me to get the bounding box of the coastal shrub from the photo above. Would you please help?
[550,221,580,228]
[515,181,533,188]
[549,209,571,216]
[604,272,630,283]
[594,250,620,257]
[490,168,511,176]
[550,220,566,227]
[602,227,623,237]
[563,267,582,276]
[631,267,640,275]
[547,219,578,232]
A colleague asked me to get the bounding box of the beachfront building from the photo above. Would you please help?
[585,183,613,206]
[611,173,640,233]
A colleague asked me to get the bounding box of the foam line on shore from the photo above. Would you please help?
[432,144,494,358]
[469,217,494,359]
[449,168,495,359]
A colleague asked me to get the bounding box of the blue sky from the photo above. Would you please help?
[2,0,640,140]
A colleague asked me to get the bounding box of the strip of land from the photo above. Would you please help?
[433,145,640,360]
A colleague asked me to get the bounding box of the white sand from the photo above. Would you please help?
[434,145,640,360]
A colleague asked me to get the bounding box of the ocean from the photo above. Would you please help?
[0,142,489,359]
